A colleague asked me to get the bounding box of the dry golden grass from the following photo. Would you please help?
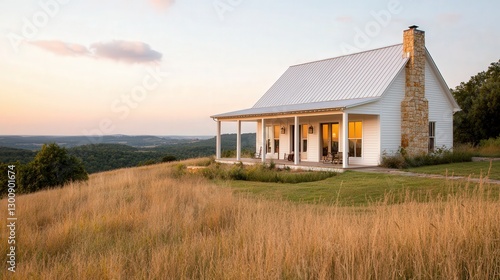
[1,162,500,279]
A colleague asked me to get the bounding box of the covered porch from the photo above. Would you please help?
[213,109,381,169]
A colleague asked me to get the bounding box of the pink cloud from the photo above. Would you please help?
[90,40,162,63]
[28,40,90,57]
[28,39,162,64]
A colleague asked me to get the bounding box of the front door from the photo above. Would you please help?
[321,123,339,158]
[290,124,309,160]
[301,124,308,160]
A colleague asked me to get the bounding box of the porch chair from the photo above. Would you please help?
[323,152,334,164]
[284,152,295,162]
[254,147,262,159]
[333,152,343,165]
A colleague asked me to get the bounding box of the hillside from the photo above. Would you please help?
[0,135,209,150]
[1,160,498,279]
[0,133,256,173]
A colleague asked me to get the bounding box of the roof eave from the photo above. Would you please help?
[211,107,346,120]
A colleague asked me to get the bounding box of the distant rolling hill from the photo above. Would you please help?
[0,135,212,150]
[0,133,256,173]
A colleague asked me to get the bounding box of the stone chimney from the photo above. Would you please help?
[401,25,429,155]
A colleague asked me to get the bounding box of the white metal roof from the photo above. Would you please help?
[212,44,409,119]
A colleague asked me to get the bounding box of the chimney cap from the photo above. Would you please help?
[408,25,419,29]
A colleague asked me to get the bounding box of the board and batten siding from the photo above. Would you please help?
[307,122,320,162]
[279,130,289,160]
[425,60,454,149]
[379,69,405,155]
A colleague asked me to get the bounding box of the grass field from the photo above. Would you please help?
[223,168,500,206]
[1,160,499,279]
[224,171,455,206]
[408,160,500,180]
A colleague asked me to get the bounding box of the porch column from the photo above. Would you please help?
[236,120,241,161]
[342,112,349,168]
[261,118,266,163]
[294,116,300,165]
[216,120,221,160]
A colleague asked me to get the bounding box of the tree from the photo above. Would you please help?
[20,143,88,193]
[452,60,500,144]
[162,155,177,162]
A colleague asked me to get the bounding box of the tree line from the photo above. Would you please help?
[452,60,500,145]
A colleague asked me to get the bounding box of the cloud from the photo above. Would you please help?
[149,0,175,11]
[90,40,162,63]
[28,40,90,57]
[28,39,162,64]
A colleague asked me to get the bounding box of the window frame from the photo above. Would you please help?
[429,122,436,152]
[348,121,362,158]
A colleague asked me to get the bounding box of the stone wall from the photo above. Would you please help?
[401,26,429,155]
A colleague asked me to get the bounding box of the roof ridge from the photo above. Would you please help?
[290,43,403,67]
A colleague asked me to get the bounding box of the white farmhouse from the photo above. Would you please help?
[211,26,460,168]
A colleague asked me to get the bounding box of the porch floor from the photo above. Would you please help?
[216,158,372,173]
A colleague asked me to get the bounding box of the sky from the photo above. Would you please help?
[0,0,499,136]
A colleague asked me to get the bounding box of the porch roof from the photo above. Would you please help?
[211,97,379,119]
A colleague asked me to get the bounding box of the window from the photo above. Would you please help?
[429,122,435,152]
[322,124,329,156]
[331,123,339,154]
[321,123,339,157]
[266,125,280,154]
[265,126,272,153]
[348,121,362,157]
[273,125,280,154]
[301,124,308,152]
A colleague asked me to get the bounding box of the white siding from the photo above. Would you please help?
[279,130,289,160]
[379,70,405,155]
[363,115,381,165]
[344,98,381,114]
[307,122,320,162]
[425,59,454,149]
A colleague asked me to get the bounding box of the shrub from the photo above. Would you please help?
[477,137,500,157]
[201,162,228,180]
[228,162,247,180]
[171,163,187,178]
[380,147,473,169]
[269,160,276,170]
[162,155,177,162]
[192,156,215,167]
[380,152,407,169]
[201,162,336,183]
[222,150,235,158]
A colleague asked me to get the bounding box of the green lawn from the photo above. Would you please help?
[222,171,487,206]
[408,161,500,180]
